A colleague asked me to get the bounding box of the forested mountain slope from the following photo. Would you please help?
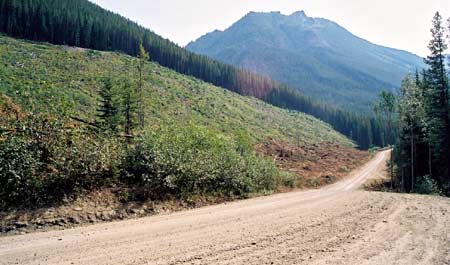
[0,0,389,148]
[187,11,426,112]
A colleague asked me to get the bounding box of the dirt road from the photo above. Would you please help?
[1,150,449,265]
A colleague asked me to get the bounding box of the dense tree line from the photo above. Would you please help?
[392,12,450,195]
[0,0,390,149]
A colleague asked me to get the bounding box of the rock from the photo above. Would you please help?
[50,218,66,226]
[32,219,45,226]
[74,207,83,212]
[14,221,29,228]
[99,210,116,221]
[68,216,81,224]
[88,215,97,223]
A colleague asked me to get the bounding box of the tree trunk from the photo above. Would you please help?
[390,151,394,189]
[411,124,414,193]
[138,63,144,129]
[428,140,432,176]
[401,166,404,192]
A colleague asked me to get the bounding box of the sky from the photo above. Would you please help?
[89,0,450,57]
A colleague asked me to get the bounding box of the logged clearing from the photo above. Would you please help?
[0,35,352,147]
[1,150,449,265]
[256,139,370,187]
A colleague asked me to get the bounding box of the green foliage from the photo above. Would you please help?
[393,13,450,196]
[96,77,120,132]
[0,136,43,207]
[124,122,288,198]
[373,91,396,146]
[423,12,450,190]
[0,35,352,147]
[120,79,138,136]
[415,176,442,195]
[0,35,357,208]
[0,115,124,208]
[307,178,321,188]
[137,42,149,128]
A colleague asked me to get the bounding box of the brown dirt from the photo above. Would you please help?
[1,150,449,265]
[256,140,371,188]
[0,189,232,235]
[0,94,26,124]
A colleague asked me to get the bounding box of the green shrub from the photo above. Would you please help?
[0,137,44,207]
[279,172,297,188]
[1,114,292,208]
[0,115,123,208]
[415,175,442,195]
[124,122,285,199]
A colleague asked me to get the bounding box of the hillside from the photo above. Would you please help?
[0,35,372,228]
[0,0,390,149]
[0,35,350,146]
[187,11,426,112]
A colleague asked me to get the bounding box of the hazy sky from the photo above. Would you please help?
[89,0,450,57]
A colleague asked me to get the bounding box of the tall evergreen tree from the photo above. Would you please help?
[373,91,396,147]
[120,80,137,139]
[373,91,396,185]
[423,12,450,191]
[137,42,149,129]
[396,75,426,192]
[96,77,119,132]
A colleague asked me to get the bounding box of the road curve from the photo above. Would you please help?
[1,150,449,265]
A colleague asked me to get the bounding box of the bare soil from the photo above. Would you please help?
[256,140,370,187]
[1,150,449,265]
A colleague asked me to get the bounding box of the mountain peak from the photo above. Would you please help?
[186,11,425,112]
[245,11,282,18]
[290,11,307,17]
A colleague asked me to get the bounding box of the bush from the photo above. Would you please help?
[124,123,285,199]
[415,175,442,195]
[0,137,43,207]
[0,115,123,208]
[0,115,292,208]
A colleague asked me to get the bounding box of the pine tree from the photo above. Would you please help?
[373,91,396,186]
[423,12,450,192]
[137,42,149,129]
[397,75,426,192]
[373,91,396,146]
[96,77,119,132]
[121,80,137,140]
